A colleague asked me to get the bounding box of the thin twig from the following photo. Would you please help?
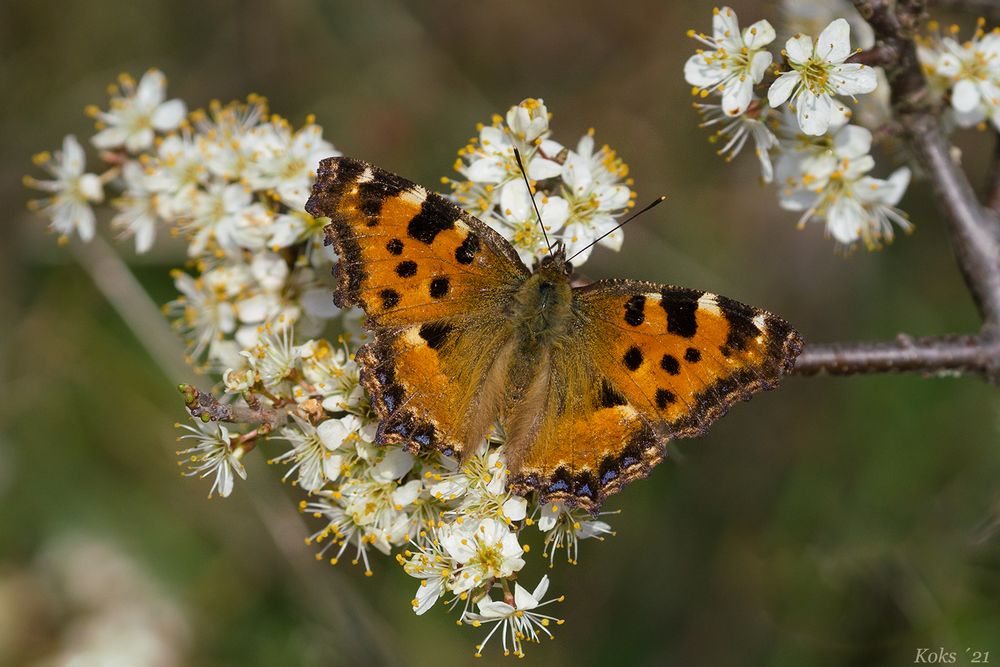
[794,334,997,377]
[986,132,1000,213]
[179,383,292,432]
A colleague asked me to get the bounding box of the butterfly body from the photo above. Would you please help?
[306,157,802,511]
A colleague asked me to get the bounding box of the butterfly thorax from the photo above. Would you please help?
[510,250,575,349]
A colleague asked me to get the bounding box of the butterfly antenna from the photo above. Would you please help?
[565,195,667,264]
[512,147,553,255]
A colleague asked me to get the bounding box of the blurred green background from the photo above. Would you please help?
[3,0,1000,665]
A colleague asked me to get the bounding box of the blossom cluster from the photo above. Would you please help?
[444,98,636,265]
[918,18,1000,131]
[24,77,622,657]
[684,4,913,250]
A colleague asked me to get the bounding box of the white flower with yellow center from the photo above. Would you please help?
[685,7,776,117]
[493,180,569,265]
[464,575,564,658]
[535,501,614,566]
[505,97,550,144]
[176,421,247,498]
[145,130,206,219]
[270,414,339,492]
[559,132,633,264]
[397,534,454,615]
[88,70,186,153]
[440,518,524,593]
[430,446,528,522]
[245,117,337,209]
[302,492,377,573]
[768,18,877,135]
[24,135,105,243]
[781,161,911,249]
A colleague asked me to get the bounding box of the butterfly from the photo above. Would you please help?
[305,157,802,512]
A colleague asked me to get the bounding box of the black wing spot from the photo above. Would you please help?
[455,233,480,264]
[379,288,400,309]
[418,321,452,350]
[684,347,702,363]
[624,294,646,326]
[357,173,410,220]
[429,277,450,298]
[717,295,761,353]
[386,238,404,255]
[407,195,456,244]
[660,354,680,375]
[599,380,627,408]
[662,289,701,338]
[623,346,644,371]
[395,260,418,278]
[655,388,676,409]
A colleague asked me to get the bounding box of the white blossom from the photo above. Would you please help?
[535,501,614,565]
[440,518,525,593]
[176,421,247,498]
[24,135,105,242]
[88,69,186,153]
[464,575,564,658]
[918,21,1000,129]
[768,19,877,135]
[685,7,776,117]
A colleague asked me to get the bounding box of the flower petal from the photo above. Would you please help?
[500,179,533,222]
[684,53,723,88]
[742,19,776,50]
[833,124,873,160]
[796,90,833,136]
[748,50,773,84]
[826,195,866,244]
[722,76,754,116]
[816,18,851,63]
[785,33,814,65]
[952,78,982,113]
[151,99,187,131]
[136,69,167,108]
[712,6,741,46]
[767,71,800,108]
[829,63,878,95]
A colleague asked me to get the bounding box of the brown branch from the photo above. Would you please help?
[986,132,1000,213]
[796,1,1000,383]
[179,383,291,433]
[793,334,998,377]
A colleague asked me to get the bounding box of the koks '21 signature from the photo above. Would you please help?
[915,648,991,664]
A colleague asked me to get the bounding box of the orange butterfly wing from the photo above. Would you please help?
[507,281,802,510]
[305,157,529,455]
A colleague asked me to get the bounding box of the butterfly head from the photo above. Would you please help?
[536,241,573,280]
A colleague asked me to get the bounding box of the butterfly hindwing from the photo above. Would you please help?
[508,280,802,510]
[305,157,529,457]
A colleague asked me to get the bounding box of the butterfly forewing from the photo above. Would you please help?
[305,157,529,457]
[508,280,802,511]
